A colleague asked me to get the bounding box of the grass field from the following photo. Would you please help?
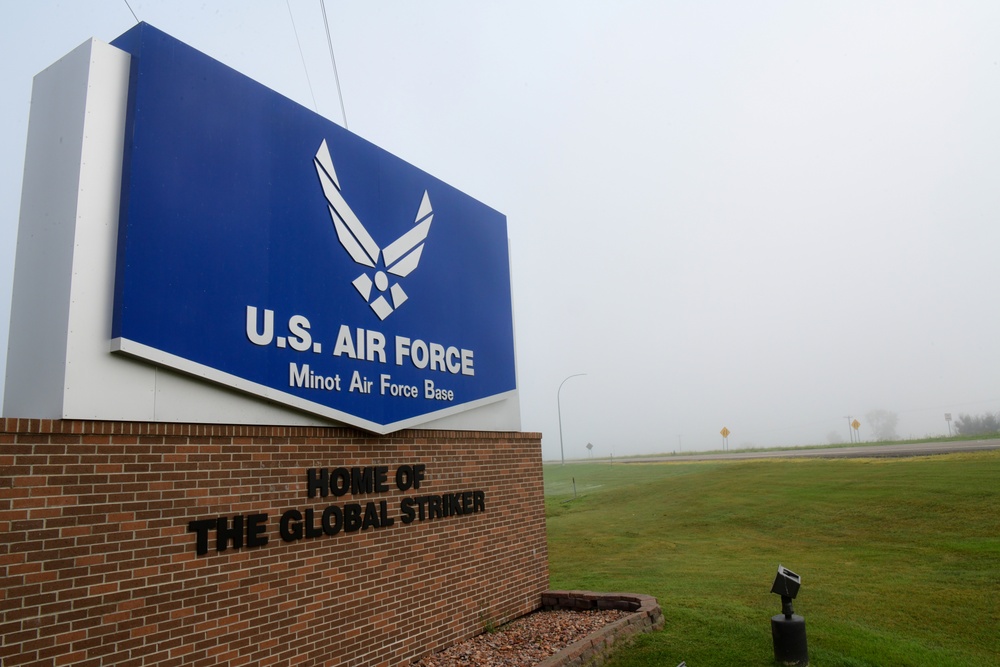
[543,451,999,666]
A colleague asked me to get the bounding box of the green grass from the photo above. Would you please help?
[544,452,1000,666]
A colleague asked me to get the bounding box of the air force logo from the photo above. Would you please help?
[314,140,433,320]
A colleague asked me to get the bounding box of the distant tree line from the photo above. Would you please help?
[866,409,899,441]
[953,412,1000,436]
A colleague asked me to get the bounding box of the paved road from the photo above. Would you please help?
[609,438,1000,463]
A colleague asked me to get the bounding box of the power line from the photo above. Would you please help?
[286,0,318,112]
[122,0,139,24]
[319,0,349,129]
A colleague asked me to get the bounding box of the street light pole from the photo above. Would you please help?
[558,373,586,465]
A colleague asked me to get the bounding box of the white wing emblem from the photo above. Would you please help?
[314,139,433,320]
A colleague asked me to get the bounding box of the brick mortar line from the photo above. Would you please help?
[0,417,542,441]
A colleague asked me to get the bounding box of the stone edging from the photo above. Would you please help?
[536,591,664,667]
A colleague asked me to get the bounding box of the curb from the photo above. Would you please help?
[535,590,664,667]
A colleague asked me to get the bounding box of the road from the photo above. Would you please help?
[607,438,1000,463]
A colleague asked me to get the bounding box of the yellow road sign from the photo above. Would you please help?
[720,427,731,438]
[852,419,861,430]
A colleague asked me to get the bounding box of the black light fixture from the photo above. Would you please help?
[770,565,808,666]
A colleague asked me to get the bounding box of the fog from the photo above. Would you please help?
[2,2,998,459]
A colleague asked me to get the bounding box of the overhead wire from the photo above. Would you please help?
[123,0,139,24]
[319,0,349,129]
[286,0,319,112]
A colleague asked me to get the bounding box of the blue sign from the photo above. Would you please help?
[110,24,517,433]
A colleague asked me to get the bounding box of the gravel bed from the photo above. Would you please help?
[412,608,629,667]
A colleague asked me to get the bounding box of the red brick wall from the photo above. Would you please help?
[0,419,548,667]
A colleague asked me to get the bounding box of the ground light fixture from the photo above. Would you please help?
[770,565,808,666]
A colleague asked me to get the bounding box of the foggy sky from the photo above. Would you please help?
[2,2,998,459]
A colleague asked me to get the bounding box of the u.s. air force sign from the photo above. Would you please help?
[109,25,517,433]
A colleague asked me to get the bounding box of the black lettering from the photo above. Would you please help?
[322,505,343,535]
[448,493,462,516]
[428,495,442,520]
[375,466,390,493]
[413,464,426,489]
[415,496,428,521]
[395,465,413,491]
[331,467,351,496]
[280,509,303,542]
[216,515,244,552]
[362,502,380,530]
[304,508,323,538]
[400,498,415,524]
[344,503,362,531]
[462,491,473,515]
[247,513,269,548]
[306,468,328,498]
[380,500,394,527]
[473,490,485,513]
[188,518,215,556]
[351,467,374,495]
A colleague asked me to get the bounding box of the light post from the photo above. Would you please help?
[557,373,586,465]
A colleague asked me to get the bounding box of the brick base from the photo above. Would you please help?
[0,419,548,667]
[538,591,664,667]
